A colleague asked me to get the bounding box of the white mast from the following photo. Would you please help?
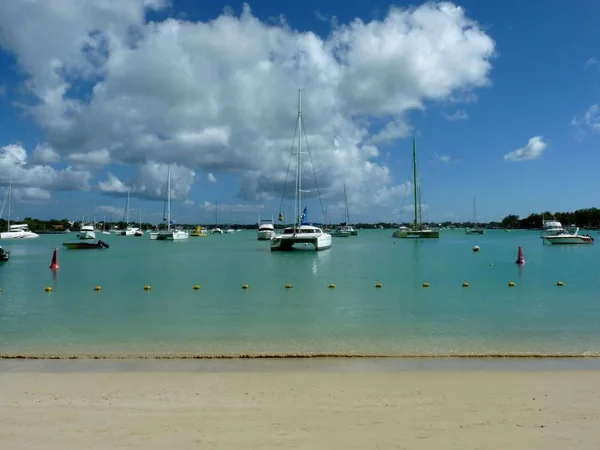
[124,190,130,224]
[7,177,11,230]
[295,89,309,230]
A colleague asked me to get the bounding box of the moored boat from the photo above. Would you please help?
[63,240,110,249]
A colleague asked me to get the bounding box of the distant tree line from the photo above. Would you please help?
[500,208,600,229]
[1,208,598,232]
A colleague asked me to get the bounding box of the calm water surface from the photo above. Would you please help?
[0,229,599,357]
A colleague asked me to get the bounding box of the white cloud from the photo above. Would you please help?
[95,205,126,217]
[573,104,600,134]
[584,57,599,70]
[442,109,469,121]
[434,152,452,163]
[207,173,217,183]
[201,200,265,213]
[32,143,61,164]
[0,1,495,211]
[0,143,91,192]
[11,187,52,202]
[503,136,547,162]
[98,162,195,200]
[67,148,111,167]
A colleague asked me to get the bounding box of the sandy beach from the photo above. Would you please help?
[1,364,599,449]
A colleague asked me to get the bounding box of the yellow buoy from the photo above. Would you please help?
[472,245,480,252]
[462,282,469,287]
[375,283,382,288]
[285,284,292,289]
[328,283,335,289]
[94,286,102,291]
[508,282,515,287]
[557,281,564,286]
[144,285,151,291]
[422,282,430,288]
[241,284,249,289]
[44,286,52,292]
[193,285,200,290]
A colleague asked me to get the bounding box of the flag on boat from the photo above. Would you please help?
[169,220,175,224]
[300,207,307,223]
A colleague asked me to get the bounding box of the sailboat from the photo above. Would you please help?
[465,198,485,235]
[0,179,39,239]
[331,184,357,237]
[156,166,189,240]
[392,139,439,239]
[134,209,144,236]
[211,201,223,234]
[119,190,139,235]
[270,90,332,251]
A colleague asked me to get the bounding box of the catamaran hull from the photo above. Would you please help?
[0,231,39,239]
[270,234,332,251]
[156,230,189,240]
[542,236,593,245]
[392,230,440,239]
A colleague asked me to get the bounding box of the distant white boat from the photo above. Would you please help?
[78,222,96,240]
[155,166,189,241]
[0,180,39,239]
[257,215,276,240]
[465,197,485,235]
[211,228,223,234]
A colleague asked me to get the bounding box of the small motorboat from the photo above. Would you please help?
[63,240,110,250]
[0,246,10,262]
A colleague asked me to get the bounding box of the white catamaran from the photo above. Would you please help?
[270,90,332,251]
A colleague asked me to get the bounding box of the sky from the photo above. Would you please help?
[0,0,599,225]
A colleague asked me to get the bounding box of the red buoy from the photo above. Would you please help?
[49,248,59,270]
[515,246,525,265]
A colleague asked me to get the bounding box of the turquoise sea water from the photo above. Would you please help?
[1,229,599,357]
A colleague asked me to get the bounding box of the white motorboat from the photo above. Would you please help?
[257,216,275,240]
[78,222,96,240]
[211,228,223,234]
[542,225,594,245]
[271,90,332,252]
[540,215,564,237]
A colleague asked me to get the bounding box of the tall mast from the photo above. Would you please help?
[7,177,11,230]
[473,197,477,227]
[344,184,349,223]
[166,166,171,232]
[295,89,303,230]
[124,190,130,223]
[413,138,418,231]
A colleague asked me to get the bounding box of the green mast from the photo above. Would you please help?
[412,138,418,231]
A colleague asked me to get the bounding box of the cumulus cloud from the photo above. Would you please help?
[572,104,600,134]
[0,1,495,210]
[0,143,91,191]
[503,136,547,162]
[98,162,195,200]
[32,143,61,164]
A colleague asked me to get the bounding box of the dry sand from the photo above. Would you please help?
[1,370,599,449]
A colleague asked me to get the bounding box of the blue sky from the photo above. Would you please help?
[0,0,599,225]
